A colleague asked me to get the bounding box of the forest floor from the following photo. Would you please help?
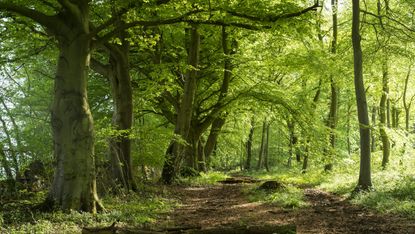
[149,176,415,234]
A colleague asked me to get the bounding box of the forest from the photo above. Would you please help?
[0,0,415,233]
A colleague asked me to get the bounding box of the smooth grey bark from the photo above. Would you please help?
[161,25,200,184]
[352,0,372,190]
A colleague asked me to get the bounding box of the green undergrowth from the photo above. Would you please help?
[238,166,327,209]
[178,171,228,186]
[246,184,307,209]
[319,149,415,219]
[244,165,329,187]
[1,185,175,233]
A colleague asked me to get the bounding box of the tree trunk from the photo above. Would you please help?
[257,120,267,170]
[403,65,412,132]
[0,144,13,180]
[204,26,235,162]
[347,101,352,155]
[0,115,19,173]
[0,97,24,168]
[352,0,372,190]
[49,32,101,212]
[0,1,102,213]
[371,106,377,152]
[325,0,339,171]
[161,25,200,184]
[245,119,255,170]
[107,42,136,191]
[264,122,270,172]
[380,60,390,169]
[287,119,296,167]
[197,138,206,172]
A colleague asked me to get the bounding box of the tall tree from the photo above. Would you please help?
[161,25,200,184]
[325,0,339,171]
[352,0,372,190]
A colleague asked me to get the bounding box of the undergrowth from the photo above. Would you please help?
[320,147,415,219]
[0,185,175,233]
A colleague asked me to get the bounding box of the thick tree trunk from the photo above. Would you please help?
[352,0,372,190]
[161,25,200,184]
[107,42,136,191]
[380,60,390,169]
[245,119,255,170]
[49,33,101,212]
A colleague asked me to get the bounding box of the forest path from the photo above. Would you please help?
[155,177,415,234]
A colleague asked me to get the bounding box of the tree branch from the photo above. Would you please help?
[226,2,320,22]
[90,58,110,78]
[0,3,58,30]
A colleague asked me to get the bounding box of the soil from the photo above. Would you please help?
[153,177,415,234]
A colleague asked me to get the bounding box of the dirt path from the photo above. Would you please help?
[156,181,415,233]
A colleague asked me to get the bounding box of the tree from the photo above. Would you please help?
[352,0,372,190]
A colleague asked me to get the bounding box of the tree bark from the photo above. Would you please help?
[204,26,236,162]
[257,120,267,170]
[0,97,24,168]
[403,64,413,132]
[371,106,377,152]
[264,122,270,172]
[325,0,339,171]
[352,0,372,190]
[0,1,102,212]
[287,118,297,167]
[0,144,13,180]
[245,119,255,170]
[0,115,19,173]
[91,39,136,191]
[161,25,200,184]
[380,60,390,169]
